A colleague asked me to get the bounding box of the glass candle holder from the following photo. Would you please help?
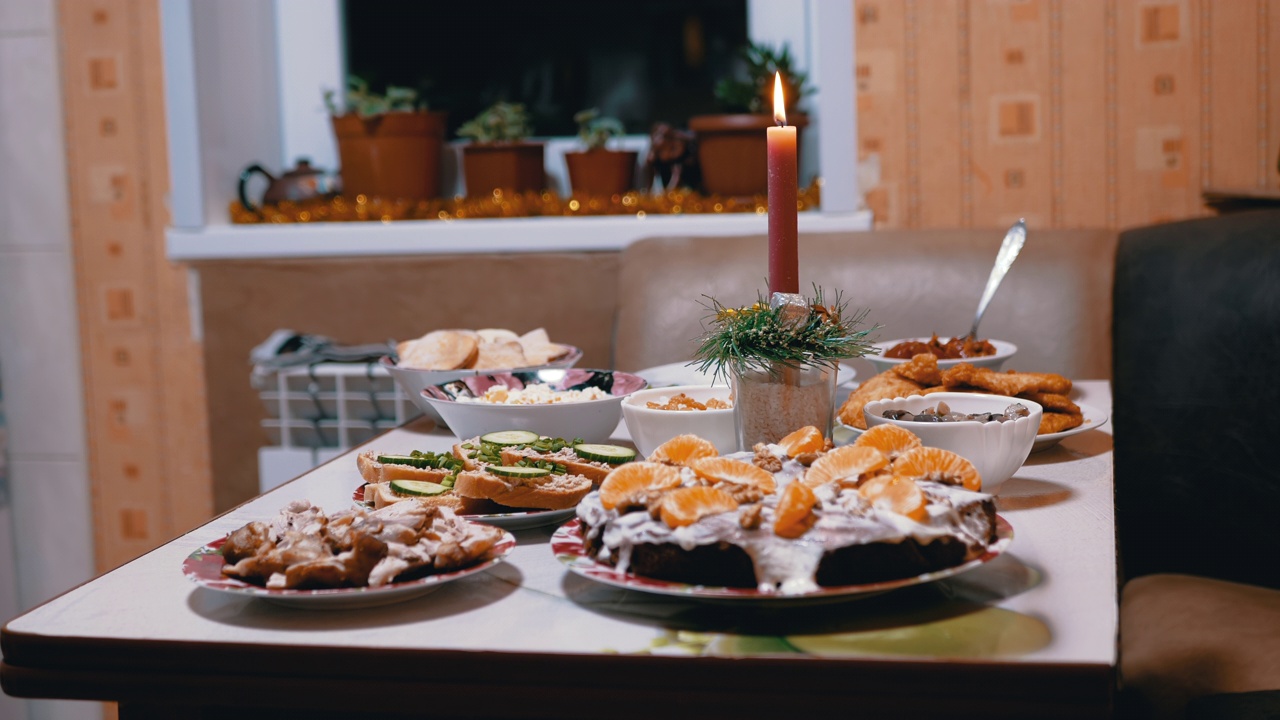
[730,363,837,449]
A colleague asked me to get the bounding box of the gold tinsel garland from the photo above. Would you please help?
[230,181,823,224]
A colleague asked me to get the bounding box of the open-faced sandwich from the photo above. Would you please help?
[360,431,638,514]
[450,431,637,510]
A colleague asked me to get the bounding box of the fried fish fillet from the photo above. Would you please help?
[1019,391,1080,414]
[892,353,944,387]
[941,364,1073,396]
[1039,411,1085,434]
[837,371,926,429]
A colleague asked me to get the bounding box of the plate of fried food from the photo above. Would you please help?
[838,353,1106,452]
[184,499,515,609]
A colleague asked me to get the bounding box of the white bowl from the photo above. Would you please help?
[865,338,1017,375]
[382,347,583,424]
[421,368,647,442]
[621,384,738,459]
[862,392,1042,494]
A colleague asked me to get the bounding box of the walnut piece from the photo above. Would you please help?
[751,443,783,473]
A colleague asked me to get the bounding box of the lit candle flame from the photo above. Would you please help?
[773,71,786,126]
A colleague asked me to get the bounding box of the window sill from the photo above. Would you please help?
[165,210,873,261]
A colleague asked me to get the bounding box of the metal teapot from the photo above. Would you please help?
[237,158,341,211]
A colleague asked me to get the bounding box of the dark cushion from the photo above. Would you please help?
[1112,210,1280,588]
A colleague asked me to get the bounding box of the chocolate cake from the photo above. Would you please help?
[576,446,999,594]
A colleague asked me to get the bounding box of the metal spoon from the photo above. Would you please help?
[967,219,1027,340]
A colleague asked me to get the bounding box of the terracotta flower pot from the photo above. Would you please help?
[331,111,447,201]
[564,149,638,196]
[689,113,808,197]
[461,142,546,197]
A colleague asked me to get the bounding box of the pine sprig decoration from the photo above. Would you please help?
[692,287,879,381]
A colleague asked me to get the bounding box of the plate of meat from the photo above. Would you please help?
[183,500,514,609]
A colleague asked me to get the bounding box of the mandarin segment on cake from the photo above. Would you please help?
[647,434,719,466]
[576,425,999,594]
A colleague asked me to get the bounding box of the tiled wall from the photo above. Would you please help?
[0,2,101,720]
[855,0,1280,228]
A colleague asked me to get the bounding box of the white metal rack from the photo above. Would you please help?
[255,361,421,492]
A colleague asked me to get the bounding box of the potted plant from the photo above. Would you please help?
[563,109,638,197]
[325,76,447,201]
[689,42,813,197]
[457,102,545,197]
[692,288,876,447]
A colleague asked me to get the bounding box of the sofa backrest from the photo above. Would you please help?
[614,228,1118,382]
[1112,210,1280,588]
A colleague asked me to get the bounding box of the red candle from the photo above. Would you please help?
[767,71,799,295]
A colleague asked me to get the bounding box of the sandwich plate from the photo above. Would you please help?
[552,517,1012,603]
[183,531,515,609]
[353,485,576,530]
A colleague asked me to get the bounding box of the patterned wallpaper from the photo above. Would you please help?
[58,0,213,570]
[855,0,1280,229]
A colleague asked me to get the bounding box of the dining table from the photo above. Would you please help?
[1,380,1118,719]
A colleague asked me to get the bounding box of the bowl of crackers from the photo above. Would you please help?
[866,335,1017,374]
[384,327,582,425]
[621,384,737,459]
[422,368,649,443]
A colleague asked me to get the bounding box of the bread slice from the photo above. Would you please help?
[453,468,591,510]
[357,451,454,484]
[472,340,528,370]
[363,480,498,514]
[396,329,480,370]
[498,446,614,484]
[451,441,489,471]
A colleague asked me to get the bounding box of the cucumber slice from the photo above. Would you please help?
[489,465,551,479]
[573,443,638,465]
[377,454,427,468]
[480,430,542,446]
[389,479,450,497]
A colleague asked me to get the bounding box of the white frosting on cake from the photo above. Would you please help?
[578,463,995,595]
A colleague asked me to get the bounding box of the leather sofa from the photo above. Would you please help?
[613,228,1118,380]
[1112,210,1280,719]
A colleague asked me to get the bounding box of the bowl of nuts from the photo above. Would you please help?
[621,384,737,459]
[861,392,1042,493]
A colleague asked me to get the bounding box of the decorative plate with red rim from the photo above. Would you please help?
[353,484,576,530]
[552,517,1013,602]
[184,530,515,609]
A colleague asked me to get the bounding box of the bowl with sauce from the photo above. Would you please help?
[866,335,1017,374]
[862,392,1041,493]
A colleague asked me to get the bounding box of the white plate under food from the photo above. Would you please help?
[839,402,1110,453]
[1031,402,1109,452]
[552,517,1012,603]
[353,485,578,530]
[183,531,515,609]
[636,362,857,389]
[460,506,577,530]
